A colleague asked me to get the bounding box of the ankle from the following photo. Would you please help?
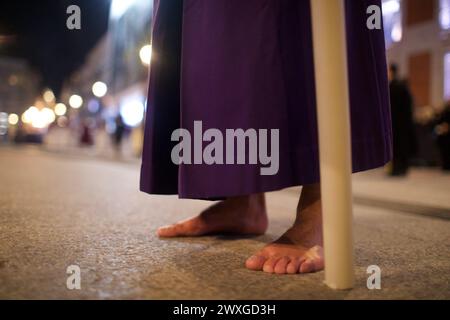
[229,194,266,212]
[297,184,321,211]
[248,193,266,210]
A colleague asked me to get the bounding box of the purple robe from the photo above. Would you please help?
[140,0,392,199]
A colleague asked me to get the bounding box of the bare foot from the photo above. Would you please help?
[245,184,324,274]
[157,194,268,237]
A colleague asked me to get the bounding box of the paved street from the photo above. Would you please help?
[0,146,449,299]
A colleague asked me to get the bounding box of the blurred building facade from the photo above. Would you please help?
[61,0,449,162]
[383,0,450,165]
[60,0,153,157]
[0,57,39,139]
[0,57,39,115]
[385,0,450,112]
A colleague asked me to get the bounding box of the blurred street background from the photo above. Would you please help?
[0,0,449,299]
[0,0,449,169]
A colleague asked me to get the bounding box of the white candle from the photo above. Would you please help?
[311,0,355,290]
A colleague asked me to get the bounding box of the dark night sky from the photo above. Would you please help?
[0,0,111,97]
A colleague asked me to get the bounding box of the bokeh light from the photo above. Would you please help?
[21,106,55,128]
[54,103,67,116]
[69,95,83,109]
[139,44,152,66]
[120,99,144,127]
[92,81,108,98]
[88,99,100,113]
[391,22,402,42]
[41,107,56,125]
[8,113,19,125]
[43,89,55,103]
[21,106,38,124]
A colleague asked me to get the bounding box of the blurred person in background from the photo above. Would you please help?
[388,63,417,176]
[434,101,450,171]
[113,114,126,156]
[79,118,94,147]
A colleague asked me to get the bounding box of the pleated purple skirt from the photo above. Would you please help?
[140,0,392,199]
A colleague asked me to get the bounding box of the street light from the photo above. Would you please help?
[54,103,67,116]
[110,0,138,20]
[69,95,83,109]
[31,112,47,129]
[20,106,55,129]
[92,81,108,98]
[8,113,19,125]
[139,44,152,66]
[22,106,38,124]
[43,89,55,103]
[120,99,145,127]
[41,107,56,125]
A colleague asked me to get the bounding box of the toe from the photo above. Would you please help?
[157,217,207,238]
[245,255,267,271]
[312,257,324,271]
[299,259,316,274]
[299,246,324,273]
[286,258,303,274]
[274,257,290,274]
[157,224,178,237]
[263,257,280,273]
